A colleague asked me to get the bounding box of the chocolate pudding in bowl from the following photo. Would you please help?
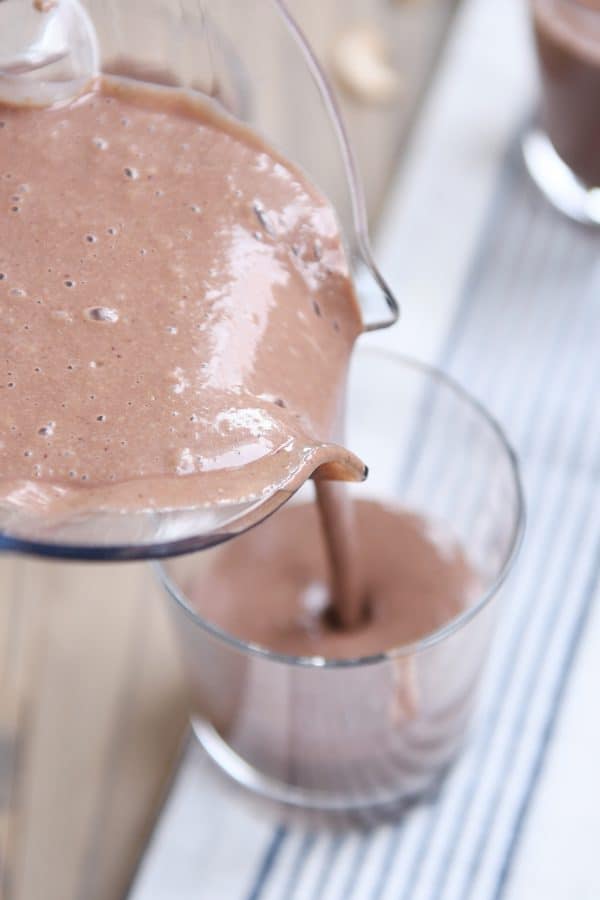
[159,351,524,814]
[524,0,600,224]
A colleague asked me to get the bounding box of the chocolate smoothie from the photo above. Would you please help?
[532,0,600,186]
[172,498,485,804]
[0,77,364,527]
[185,498,480,660]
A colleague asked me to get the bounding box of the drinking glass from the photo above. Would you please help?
[159,349,524,813]
[523,0,600,225]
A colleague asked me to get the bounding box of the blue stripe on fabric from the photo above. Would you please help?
[369,826,405,900]
[430,472,587,898]
[419,251,600,899]
[413,463,580,900]
[364,140,597,900]
[279,832,317,900]
[415,370,585,886]
[244,825,288,900]
[452,316,600,897]
[493,547,600,899]
[463,487,600,898]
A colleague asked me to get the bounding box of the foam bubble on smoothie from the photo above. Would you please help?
[85,307,119,323]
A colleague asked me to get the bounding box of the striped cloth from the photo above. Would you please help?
[130,0,600,897]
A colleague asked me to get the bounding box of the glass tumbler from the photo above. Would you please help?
[523,0,600,225]
[158,350,524,813]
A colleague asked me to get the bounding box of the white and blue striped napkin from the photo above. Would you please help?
[130,0,600,897]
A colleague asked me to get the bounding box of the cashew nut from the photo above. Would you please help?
[331,24,401,105]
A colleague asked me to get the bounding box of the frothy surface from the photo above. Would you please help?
[0,78,363,525]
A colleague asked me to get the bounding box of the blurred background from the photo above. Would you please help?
[284,0,458,225]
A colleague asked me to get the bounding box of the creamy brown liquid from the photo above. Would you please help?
[0,77,364,525]
[172,500,485,804]
[532,0,600,186]
[315,481,366,630]
[186,499,480,660]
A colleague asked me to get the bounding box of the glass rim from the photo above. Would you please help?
[156,349,526,669]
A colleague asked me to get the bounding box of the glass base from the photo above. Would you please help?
[191,717,452,817]
[522,128,600,226]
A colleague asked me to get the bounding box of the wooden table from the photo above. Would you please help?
[0,3,454,898]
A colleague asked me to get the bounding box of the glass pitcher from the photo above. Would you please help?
[0,0,399,560]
